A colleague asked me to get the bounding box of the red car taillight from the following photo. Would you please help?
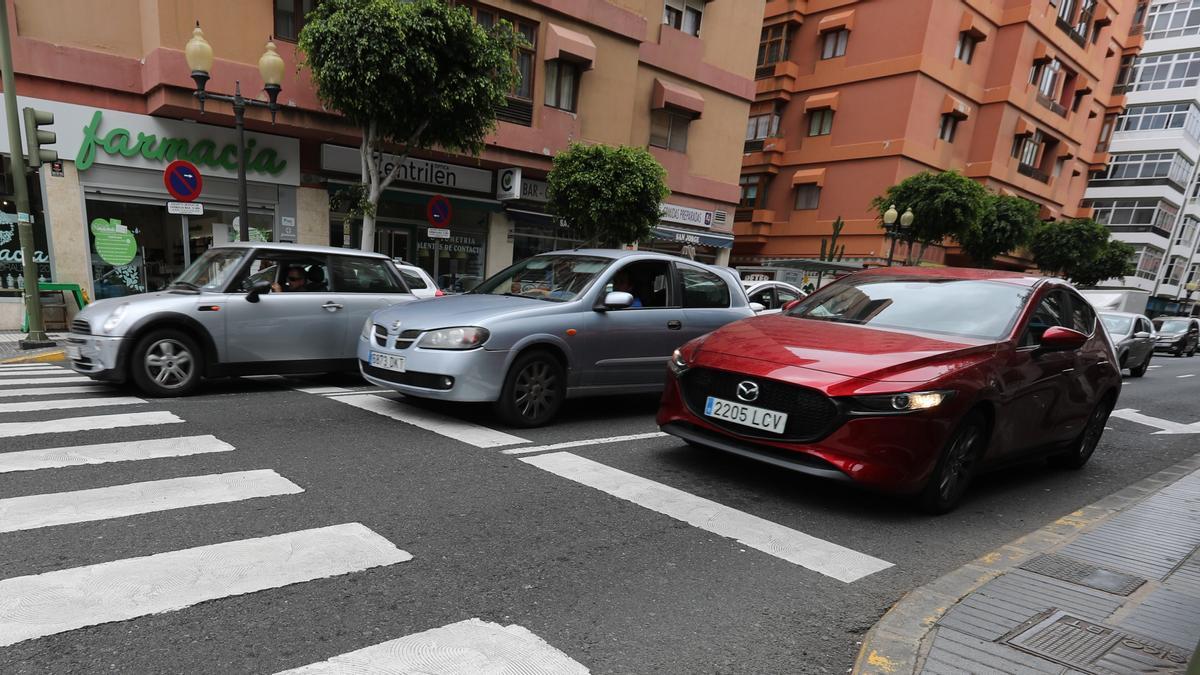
[435,289,445,297]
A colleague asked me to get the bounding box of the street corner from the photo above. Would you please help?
[853,449,1200,675]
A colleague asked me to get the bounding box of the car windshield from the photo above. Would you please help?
[785,277,1032,340]
[172,248,248,290]
[1100,314,1133,335]
[1158,319,1190,333]
[471,254,611,302]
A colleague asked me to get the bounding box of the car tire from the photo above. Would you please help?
[494,350,566,428]
[1129,354,1150,378]
[918,410,988,515]
[129,329,203,397]
[1048,397,1113,470]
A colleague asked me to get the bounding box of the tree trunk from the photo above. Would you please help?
[360,210,376,252]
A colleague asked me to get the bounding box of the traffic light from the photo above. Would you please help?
[22,107,57,168]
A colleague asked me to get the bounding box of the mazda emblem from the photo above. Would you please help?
[736,381,760,402]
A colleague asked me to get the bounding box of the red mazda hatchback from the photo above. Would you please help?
[656,267,1123,513]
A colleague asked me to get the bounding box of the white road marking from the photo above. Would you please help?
[502,432,670,455]
[1148,365,1162,369]
[0,385,107,399]
[0,367,62,374]
[293,385,354,395]
[276,618,588,674]
[0,363,63,369]
[0,396,145,414]
[0,411,183,438]
[0,469,303,533]
[334,394,528,448]
[1110,408,1200,435]
[0,523,411,647]
[1179,374,1195,378]
[0,435,235,474]
[522,452,893,583]
[0,375,91,386]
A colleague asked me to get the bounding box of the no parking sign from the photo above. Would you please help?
[164,160,203,202]
[426,195,452,227]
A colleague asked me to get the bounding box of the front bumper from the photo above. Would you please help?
[356,335,511,402]
[1154,340,1185,353]
[655,373,958,494]
[66,333,126,381]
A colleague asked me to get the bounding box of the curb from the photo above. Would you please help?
[853,450,1200,675]
[0,348,66,364]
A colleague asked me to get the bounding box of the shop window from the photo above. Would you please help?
[821,29,849,60]
[678,264,730,308]
[808,108,834,136]
[274,0,316,42]
[545,60,581,112]
[955,33,978,64]
[795,184,821,210]
[664,0,705,37]
[650,109,691,152]
[0,157,50,290]
[939,114,960,142]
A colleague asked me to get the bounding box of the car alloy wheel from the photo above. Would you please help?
[514,360,557,420]
[495,351,566,428]
[919,411,986,514]
[1050,398,1112,470]
[130,329,203,397]
[1129,354,1150,377]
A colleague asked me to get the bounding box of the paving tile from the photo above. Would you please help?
[920,627,1067,675]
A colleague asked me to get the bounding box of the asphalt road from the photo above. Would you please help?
[0,352,1198,674]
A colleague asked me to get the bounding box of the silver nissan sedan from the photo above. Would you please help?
[358,250,758,426]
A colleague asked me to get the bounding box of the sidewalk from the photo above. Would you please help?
[855,452,1200,675]
[0,330,66,363]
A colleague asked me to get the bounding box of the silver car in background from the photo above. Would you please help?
[68,243,416,396]
[358,250,757,426]
[1098,311,1155,377]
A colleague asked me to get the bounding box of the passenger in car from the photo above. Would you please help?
[612,271,643,307]
[272,266,308,293]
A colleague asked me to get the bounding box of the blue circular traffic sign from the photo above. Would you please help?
[426,195,452,226]
[164,160,203,202]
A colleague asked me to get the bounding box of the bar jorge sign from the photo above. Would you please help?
[0,96,300,185]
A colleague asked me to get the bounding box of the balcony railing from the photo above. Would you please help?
[744,139,765,153]
[1055,16,1089,47]
[1037,92,1069,117]
[1018,163,1051,183]
[755,63,778,80]
[1129,23,1145,37]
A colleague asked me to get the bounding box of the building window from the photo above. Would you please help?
[1013,131,1043,167]
[1114,50,1200,93]
[794,184,821,210]
[1097,113,1117,152]
[955,33,978,64]
[1176,216,1198,248]
[1145,0,1200,39]
[1115,102,1200,141]
[745,110,781,141]
[739,174,769,209]
[664,0,705,37]
[938,114,960,142]
[1130,245,1165,280]
[1088,198,1179,237]
[1035,58,1063,99]
[808,108,834,136]
[1088,151,1195,188]
[466,5,537,100]
[821,29,849,59]
[274,0,315,41]
[544,60,580,112]
[759,24,789,69]
[650,109,691,152]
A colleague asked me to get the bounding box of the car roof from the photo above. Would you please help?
[1098,310,1145,319]
[534,248,701,262]
[215,242,390,259]
[851,265,1049,287]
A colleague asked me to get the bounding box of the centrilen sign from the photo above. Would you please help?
[321,144,493,194]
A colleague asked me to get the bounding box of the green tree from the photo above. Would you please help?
[958,194,1039,266]
[300,0,519,250]
[1028,218,1134,286]
[871,170,989,264]
[546,143,669,247]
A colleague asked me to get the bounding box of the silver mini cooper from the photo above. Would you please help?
[68,242,417,396]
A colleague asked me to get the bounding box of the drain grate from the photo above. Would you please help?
[1005,610,1190,674]
[1019,554,1146,596]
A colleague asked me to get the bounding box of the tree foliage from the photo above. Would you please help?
[299,0,519,249]
[958,194,1039,266]
[546,143,669,247]
[1029,218,1134,286]
[871,171,989,261]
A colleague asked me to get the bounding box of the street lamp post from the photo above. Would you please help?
[184,24,285,242]
[882,204,914,266]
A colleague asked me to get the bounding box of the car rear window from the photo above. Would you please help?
[1100,314,1132,335]
[786,278,1032,340]
[399,269,429,290]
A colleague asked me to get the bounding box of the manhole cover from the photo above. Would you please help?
[1005,611,1189,674]
[1019,554,1146,596]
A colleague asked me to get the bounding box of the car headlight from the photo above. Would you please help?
[417,326,489,350]
[101,303,129,334]
[853,390,954,413]
[669,348,689,375]
[361,317,374,340]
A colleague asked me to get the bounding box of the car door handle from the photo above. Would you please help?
[667,320,682,330]
[321,302,344,312]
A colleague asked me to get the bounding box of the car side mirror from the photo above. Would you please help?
[246,279,273,303]
[1133,331,1151,339]
[597,291,633,311]
[1039,326,1087,351]
[749,302,766,313]
[781,298,803,312]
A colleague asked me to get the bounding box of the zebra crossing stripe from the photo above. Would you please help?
[274,618,588,674]
[0,375,91,386]
[0,363,62,369]
[333,394,528,448]
[0,523,411,647]
[0,385,107,399]
[0,396,145,414]
[0,435,235,474]
[0,367,61,374]
[0,411,183,438]
[522,452,894,583]
[0,469,303,533]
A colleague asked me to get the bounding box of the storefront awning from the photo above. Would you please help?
[649,225,734,249]
[506,207,564,228]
